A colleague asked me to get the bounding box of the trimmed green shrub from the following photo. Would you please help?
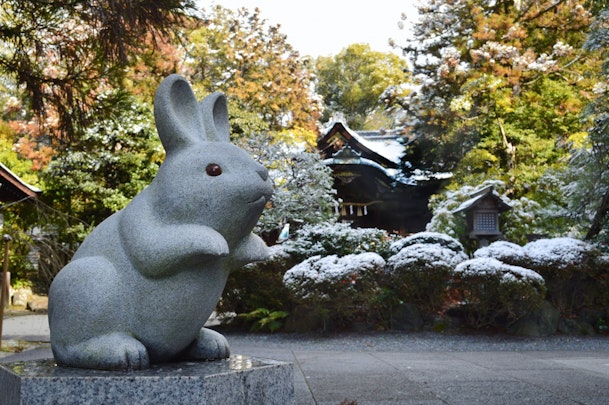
[283,222,395,261]
[451,258,546,330]
[390,231,465,255]
[385,243,467,316]
[473,241,528,265]
[283,252,386,330]
[218,246,296,327]
[522,238,608,317]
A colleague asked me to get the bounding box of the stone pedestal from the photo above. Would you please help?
[0,355,293,405]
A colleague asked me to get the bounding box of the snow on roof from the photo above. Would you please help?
[321,121,452,185]
[325,121,405,165]
[410,169,453,181]
[324,155,420,187]
[354,133,405,165]
[453,186,511,213]
[324,155,391,175]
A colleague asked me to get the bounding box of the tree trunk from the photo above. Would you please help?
[585,185,609,240]
[497,119,516,169]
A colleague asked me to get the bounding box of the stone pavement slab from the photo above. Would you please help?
[2,315,609,404]
[226,343,609,404]
[1,315,49,342]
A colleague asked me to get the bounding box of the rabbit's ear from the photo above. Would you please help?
[200,92,230,142]
[154,74,205,153]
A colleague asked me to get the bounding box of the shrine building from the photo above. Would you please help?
[318,122,450,235]
[0,162,42,227]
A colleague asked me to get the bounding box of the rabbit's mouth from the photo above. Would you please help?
[248,195,268,206]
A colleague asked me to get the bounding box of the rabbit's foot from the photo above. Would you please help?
[183,327,230,361]
[54,333,150,371]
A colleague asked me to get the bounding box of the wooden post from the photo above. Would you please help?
[0,234,12,348]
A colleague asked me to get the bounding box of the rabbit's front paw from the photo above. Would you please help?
[183,327,230,361]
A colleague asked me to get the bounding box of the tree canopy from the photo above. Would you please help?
[554,8,609,242]
[314,43,410,129]
[186,6,320,141]
[401,0,609,243]
[0,0,193,145]
[397,0,596,211]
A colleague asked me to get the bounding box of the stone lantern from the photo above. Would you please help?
[453,185,512,247]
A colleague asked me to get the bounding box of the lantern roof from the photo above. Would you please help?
[453,186,511,214]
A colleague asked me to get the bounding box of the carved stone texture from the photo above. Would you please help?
[48,75,273,371]
[0,356,294,404]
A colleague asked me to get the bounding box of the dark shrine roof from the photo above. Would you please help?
[318,122,405,169]
[318,121,451,187]
[317,122,451,234]
[0,162,42,203]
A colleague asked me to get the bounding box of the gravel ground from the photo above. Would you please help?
[223,330,609,352]
[3,313,608,355]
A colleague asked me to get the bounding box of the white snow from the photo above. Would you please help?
[454,257,545,284]
[324,122,405,164]
[524,237,596,269]
[356,135,405,165]
[387,243,467,271]
[266,244,290,261]
[284,221,391,258]
[323,156,395,178]
[474,241,527,263]
[391,231,464,254]
[283,252,386,290]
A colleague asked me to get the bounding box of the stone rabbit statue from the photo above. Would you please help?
[48,74,273,371]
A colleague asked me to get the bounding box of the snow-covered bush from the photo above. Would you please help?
[524,237,599,270]
[283,252,386,330]
[501,196,545,246]
[283,221,394,261]
[451,258,546,330]
[386,243,467,315]
[390,231,465,254]
[522,238,608,316]
[473,241,527,265]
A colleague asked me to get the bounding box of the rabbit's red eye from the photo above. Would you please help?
[205,163,222,176]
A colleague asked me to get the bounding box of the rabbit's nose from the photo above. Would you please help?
[257,165,269,181]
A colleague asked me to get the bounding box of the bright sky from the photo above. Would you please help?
[206,1,418,57]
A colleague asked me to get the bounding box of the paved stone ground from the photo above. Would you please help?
[2,315,609,404]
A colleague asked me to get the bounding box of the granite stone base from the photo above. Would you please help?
[0,355,293,405]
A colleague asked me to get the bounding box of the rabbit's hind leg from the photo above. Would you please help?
[49,256,150,370]
[53,332,149,370]
[181,327,230,361]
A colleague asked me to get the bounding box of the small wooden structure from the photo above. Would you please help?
[453,185,511,247]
